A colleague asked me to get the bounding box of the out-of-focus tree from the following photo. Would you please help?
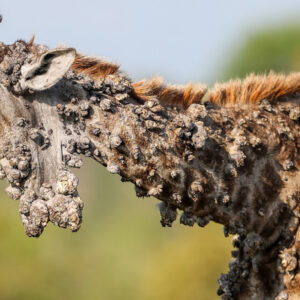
[138,225,231,300]
[222,24,300,80]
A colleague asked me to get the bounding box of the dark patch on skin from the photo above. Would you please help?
[253,187,281,232]
[252,142,268,156]
[260,220,278,239]
[256,264,279,297]
[250,165,282,226]
[278,204,294,229]
[233,186,250,214]
[199,137,224,167]
[220,165,236,201]
[261,162,283,200]
[203,115,220,129]
[244,121,255,133]
[224,180,235,199]
[251,217,263,233]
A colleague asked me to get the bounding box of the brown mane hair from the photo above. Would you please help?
[131,72,300,108]
[24,37,300,109]
[71,54,120,79]
[208,72,300,106]
[132,77,207,109]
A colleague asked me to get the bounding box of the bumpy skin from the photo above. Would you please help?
[0,40,300,299]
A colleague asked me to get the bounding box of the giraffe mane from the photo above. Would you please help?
[208,72,300,106]
[71,54,120,79]
[132,77,207,109]
[23,37,300,108]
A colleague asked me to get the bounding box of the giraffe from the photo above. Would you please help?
[0,39,300,299]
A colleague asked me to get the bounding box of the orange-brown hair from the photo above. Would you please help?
[27,34,35,47]
[209,72,300,106]
[71,54,120,79]
[131,72,300,109]
[24,37,300,109]
[131,77,207,109]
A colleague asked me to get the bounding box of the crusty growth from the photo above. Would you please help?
[0,36,36,63]
[132,77,207,109]
[209,72,300,106]
[71,54,120,79]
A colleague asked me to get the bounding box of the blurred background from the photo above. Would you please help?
[1,1,300,299]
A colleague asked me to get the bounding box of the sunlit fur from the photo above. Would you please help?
[132,77,207,109]
[20,37,300,109]
[27,34,35,47]
[209,72,300,106]
[71,54,120,79]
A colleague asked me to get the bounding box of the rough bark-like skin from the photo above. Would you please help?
[0,40,300,299]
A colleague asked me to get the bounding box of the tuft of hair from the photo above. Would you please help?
[27,34,35,47]
[0,37,36,63]
[71,54,120,80]
[209,71,300,106]
[132,77,207,109]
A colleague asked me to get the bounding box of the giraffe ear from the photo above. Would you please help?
[20,48,76,91]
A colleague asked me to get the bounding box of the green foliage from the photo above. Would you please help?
[137,225,231,300]
[222,24,300,80]
[0,159,230,300]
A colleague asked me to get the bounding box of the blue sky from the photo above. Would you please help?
[1,0,300,83]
